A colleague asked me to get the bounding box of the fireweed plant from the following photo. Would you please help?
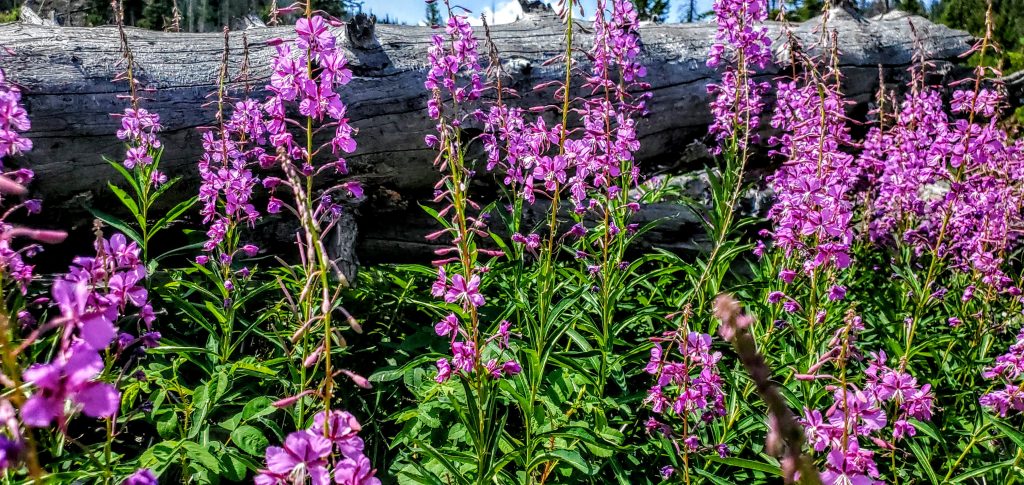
[0,61,65,481]
[381,0,1024,482]
[0,39,160,483]
[192,29,268,365]
[396,0,679,482]
[1,0,1024,482]
[745,3,1024,485]
[248,5,379,485]
[640,0,770,479]
[97,0,197,268]
[0,1,378,482]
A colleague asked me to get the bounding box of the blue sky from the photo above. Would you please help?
[358,0,717,26]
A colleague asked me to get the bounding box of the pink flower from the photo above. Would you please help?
[312,410,364,457]
[430,267,447,298]
[107,233,141,267]
[494,319,512,349]
[333,454,381,485]
[445,274,485,308]
[434,313,459,338]
[242,244,260,257]
[107,269,148,309]
[778,268,797,283]
[982,329,1024,380]
[124,146,152,169]
[21,343,119,427]
[264,430,332,485]
[828,285,847,301]
[892,419,916,440]
[254,470,287,484]
[532,155,567,191]
[0,436,21,471]
[123,468,157,485]
[451,341,476,373]
[435,358,451,382]
[950,88,1000,117]
[114,107,162,171]
[980,384,1024,417]
[295,16,336,53]
[645,343,663,374]
[821,441,879,485]
[52,279,117,351]
[501,360,522,376]
[267,197,283,214]
[801,408,836,452]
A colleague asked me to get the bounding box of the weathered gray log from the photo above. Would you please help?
[0,9,972,263]
[18,6,47,26]
[356,164,775,264]
[1004,69,1024,108]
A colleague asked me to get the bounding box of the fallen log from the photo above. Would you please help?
[0,8,972,264]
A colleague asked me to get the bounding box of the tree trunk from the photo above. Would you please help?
[0,8,972,263]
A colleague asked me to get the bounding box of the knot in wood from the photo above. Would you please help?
[346,13,377,50]
[517,0,551,13]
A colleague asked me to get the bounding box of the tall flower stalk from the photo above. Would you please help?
[641,0,769,476]
[258,0,363,444]
[571,0,649,395]
[0,60,66,482]
[854,3,1024,366]
[424,2,516,481]
[760,24,856,364]
[107,0,181,266]
[475,0,652,479]
[695,0,771,303]
[196,29,266,364]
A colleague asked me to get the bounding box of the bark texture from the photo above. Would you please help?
[0,9,973,262]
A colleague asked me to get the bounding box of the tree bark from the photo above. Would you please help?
[0,8,972,262]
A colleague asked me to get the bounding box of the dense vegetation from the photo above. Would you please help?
[0,0,1022,484]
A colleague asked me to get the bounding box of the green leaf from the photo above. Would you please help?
[156,410,179,439]
[218,413,242,432]
[181,440,221,474]
[203,300,228,325]
[149,172,182,201]
[154,241,206,263]
[218,452,249,481]
[151,196,197,238]
[907,439,939,485]
[242,397,276,421]
[189,384,211,439]
[693,468,735,485]
[412,441,470,485]
[704,456,782,476]
[370,355,436,383]
[106,182,141,219]
[148,346,217,356]
[949,460,1016,482]
[211,370,229,402]
[139,440,181,473]
[89,206,143,245]
[529,449,593,475]
[231,425,270,456]
[106,158,142,199]
[991,418,1024,450]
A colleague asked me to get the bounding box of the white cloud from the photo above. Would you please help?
[469,0,525,25]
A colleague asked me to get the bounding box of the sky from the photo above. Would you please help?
[358,0,717,26]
